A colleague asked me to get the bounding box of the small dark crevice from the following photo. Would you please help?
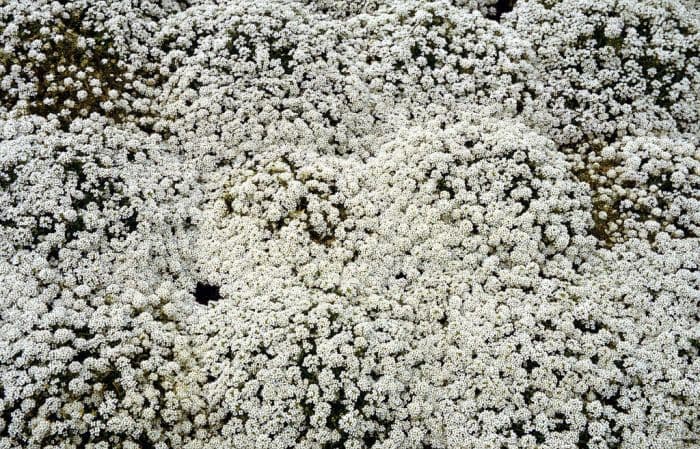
[47,245,60,262]
[532,430,546,444]
[553,412,570,432]
[437,177,455,199]
[194,282,221,305]
[512,421,525,438]
[488,0,517,21]
[309,228,335,247]
[123,210,138,233]
[523,358,540,374]
[577,426,592,448]
[573,318,602,334]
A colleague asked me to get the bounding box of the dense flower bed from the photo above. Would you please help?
[1,1,698,448]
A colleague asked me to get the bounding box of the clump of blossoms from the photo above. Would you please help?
[573,135,699,245]
[0,115,204,448]
[302,0,387,17]
[507,0,700,146]
[303,0,511,19]
[568,237,699,449]
[1,0,699,448]
[150,0,535,159]
[183,114,594,448]
[0,0,171,131]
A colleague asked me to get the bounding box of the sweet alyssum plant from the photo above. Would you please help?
[0,0,698,448]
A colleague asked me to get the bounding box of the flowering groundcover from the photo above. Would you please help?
[0,1,698,448]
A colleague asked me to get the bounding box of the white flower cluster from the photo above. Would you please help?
[574,135,700,244]
[186,115,599,448]
[0,114,203,448]
[0,0,169,130]
[507,0,700,145]
[0,0,698,448]
[149,0,535,159]
[303,0,507,19]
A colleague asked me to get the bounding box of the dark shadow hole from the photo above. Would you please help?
[194,282,221,305]
[488,0,517,21]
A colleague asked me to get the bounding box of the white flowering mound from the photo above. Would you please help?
[575,135,700,244]
[508,0,700,145]
[0,1,698,449]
